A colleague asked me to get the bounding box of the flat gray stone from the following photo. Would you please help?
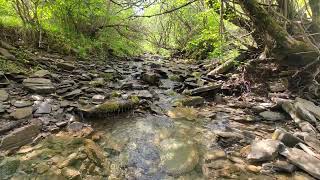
[281,148,320,179]
[12,100,33,108]
[31,70,51,78]
[34,102,51,114]
[0,89,9,101]
[259,111,285,121]
[247,139,283,162]
[23,78,55,94]
[10,107,33,120]
[0,123,41,150]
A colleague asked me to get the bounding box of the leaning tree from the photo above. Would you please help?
[218,0,320,98]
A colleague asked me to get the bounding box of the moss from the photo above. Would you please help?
[111,91,121,98]
[130,95,140,104]
[0,157,20,178]
[102,73,114,82]
[95,100,121,113]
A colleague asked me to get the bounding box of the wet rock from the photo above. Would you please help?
[0,157,20,179]
[0,89,9,101]
[272,128,303,147]
[34,101,52,114]
[135,90,153,99]
[92,95,105,103]
[23,78,55,94]
[174,96,204,107]
[259,111,285,121]
[204,150,227,162]
[63,89,82,100]
[80,98,139,118]
[57,62,75,71]
[32,70,51,78]
[281,148,320,179]
[0,123,41,150]
[141,72,160,85]
[0,47,16,60]
[159,138,199,175]
[167,107,199,121]
[12,100,33,108]
[10,107,33,120]
[247,139,283,162]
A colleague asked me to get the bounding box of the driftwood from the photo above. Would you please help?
[207,59,234,76]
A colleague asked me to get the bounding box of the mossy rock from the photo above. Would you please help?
[167,107,199,121]
[0,157,20,179]
[174,96,204,107]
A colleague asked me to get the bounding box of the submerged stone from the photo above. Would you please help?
[159,138,199,175]
[167,107,199,121]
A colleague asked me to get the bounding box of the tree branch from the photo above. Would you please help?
[131,0,199,18]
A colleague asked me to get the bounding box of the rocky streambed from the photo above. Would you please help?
[0,47,320,179]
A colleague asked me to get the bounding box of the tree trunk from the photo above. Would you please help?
[238,0,319,66]
[309,0,320,40]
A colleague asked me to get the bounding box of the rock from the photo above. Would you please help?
[0,89,9,101]
[204,150,227,162]
[67,122,85,132]
[32,70,51,78]
[135,90,153,99]
[23,78,55,94]
[0,157,20,179]
[259,111,285,121]
[273,160,296,173]
[63,89,82,100]
[0,40,16,50]
[269,81,287,92]
[174,96,204,107]
[295,102,317,123]
[184,84,221,96]
[10,107,33,120]
[0,120,25,135]
[159,138,199,175]
[80,98,139,118]
[167,107,199,121]
[89,78,105,87]
[57,62,76,71]
[0,72,10,88]
[141,72,160,85]
[34,101,52,114]
[281,148,320,179]
[295,98,320,120]
[272,128,303,147]
[62,167,81,180]
[0,123,41,150]
[12,100,33,108]
[247,139,283,162]
[92,95,105,103]
[0,47,16,60]
[0,103,5,113]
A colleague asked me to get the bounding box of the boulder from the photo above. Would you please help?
[281,148,320,179]
[0,89,9,101]
[247,139,283,162]
[259,111,285,121]
[31,70,51,78]
[272,129,303,147]
[10,107,33,120]
[159,138,199,175]
[141,72,160,85]
[23,78,55,94]
[0,123,41,150]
